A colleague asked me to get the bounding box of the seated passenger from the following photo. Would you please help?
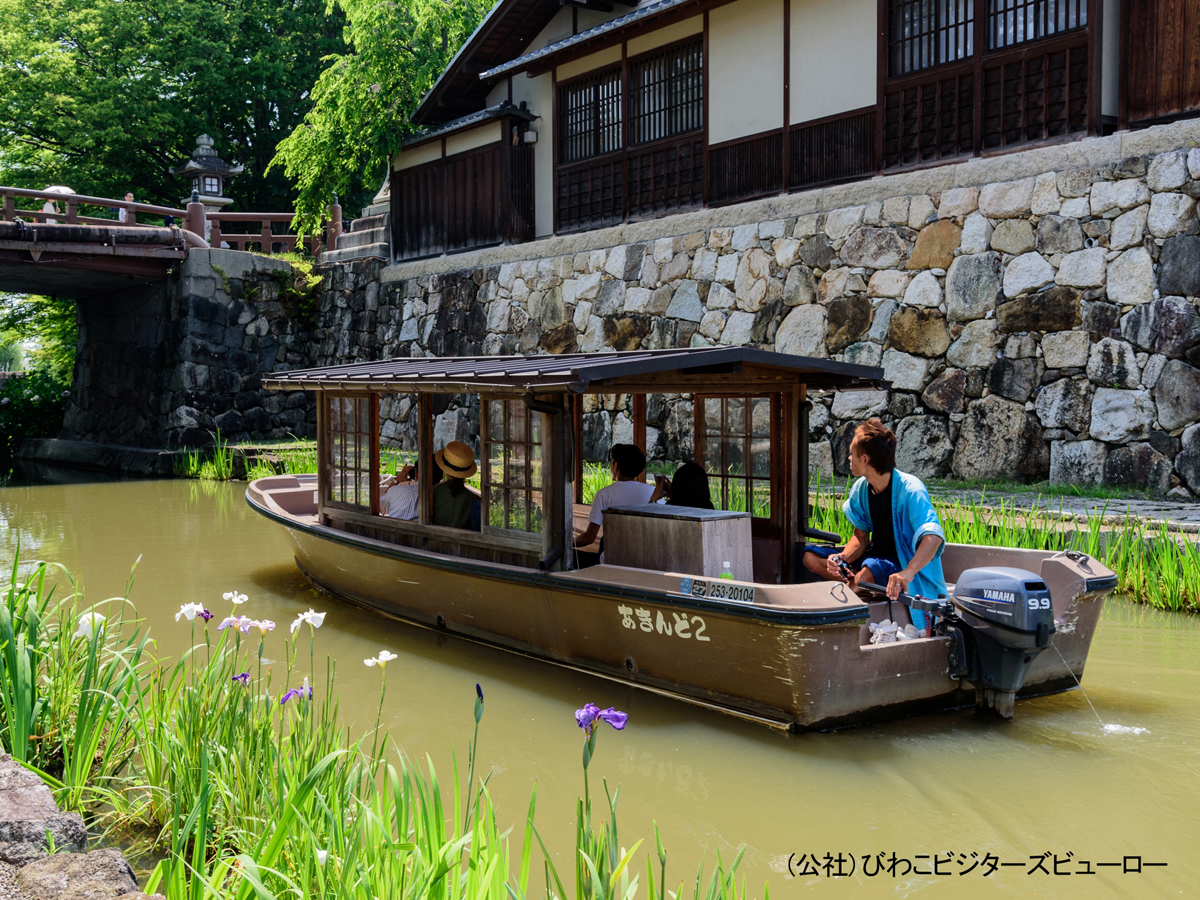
[649,461,714,509]
[801,418,947,630]
[432,441,481,531]
[575,443,655,560]
[380,461,440,520]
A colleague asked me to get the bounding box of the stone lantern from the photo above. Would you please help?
[170,135,244,235]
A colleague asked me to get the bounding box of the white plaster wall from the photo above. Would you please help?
[709,0,785,144]
[513,72,556,237]
[626,16,703,57]
[395,141,442,171]
[556,45,623,82]
[1101,0,1120,119]
[445,121,503,157]
[789,0,876,124]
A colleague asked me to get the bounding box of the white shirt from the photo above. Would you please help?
[588,479,656,526]
[381,481,419,520]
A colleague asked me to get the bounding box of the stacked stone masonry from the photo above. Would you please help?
[341,146,1200,499]
[59,127,1200,499]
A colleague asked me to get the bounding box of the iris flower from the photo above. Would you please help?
[74,612,106,640]
[363,650,398,668]
[218,615,251,632]
[198,609,214,622]
[251,619,276,634]
[281,677,313,705]
[223,591,249,605]
[575,702,628,735]
[290,608,327,635]
[231,672,251,686]
[175,602,205,622]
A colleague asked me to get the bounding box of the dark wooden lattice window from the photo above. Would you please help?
[559,68,623,164]
[483,398,544,534]
[629,40,703,145]
[987,0,1086,50]
[888,0,974,77]
[326,395,378,511]
[696,396,775,520]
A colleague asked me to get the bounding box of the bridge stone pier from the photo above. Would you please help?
[57,248,316,451]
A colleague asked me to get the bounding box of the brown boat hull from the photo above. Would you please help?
[248,484,1113,731]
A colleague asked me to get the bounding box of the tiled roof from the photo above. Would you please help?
[402,102,538,149]
[263,347,887,393]
[479,0,692,79]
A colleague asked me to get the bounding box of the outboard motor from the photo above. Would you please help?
[947,567,1056,718]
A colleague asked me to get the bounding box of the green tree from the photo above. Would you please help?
[271,0,494,231]
[0,294,76,382]
[0,0,347,212]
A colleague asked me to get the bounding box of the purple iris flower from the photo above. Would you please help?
[598,707,629,730]
[280,680,313,705]
[198,609,214,622]
[575,702,601,730]
[231,672,250,686]
[476,683,483,701]
[280,689,300,705]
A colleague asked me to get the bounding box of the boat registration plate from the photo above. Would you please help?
[680,577,756,604]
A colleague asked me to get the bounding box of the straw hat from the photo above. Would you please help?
[434,441,477,480]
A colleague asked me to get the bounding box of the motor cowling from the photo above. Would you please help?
[949,567,1056,718]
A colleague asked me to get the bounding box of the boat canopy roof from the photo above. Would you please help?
[262,347,888,395]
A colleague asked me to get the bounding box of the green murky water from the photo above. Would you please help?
[2,468,1197,898]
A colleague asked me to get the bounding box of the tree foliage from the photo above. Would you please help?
[271,0,494,231]
[0,0,347,211]
[0,294,76,382]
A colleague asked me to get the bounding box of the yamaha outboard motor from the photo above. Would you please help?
[947,567,1056,718]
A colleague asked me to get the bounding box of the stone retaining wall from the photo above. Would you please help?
[53,120,1200,497]
[313,129,1200,497]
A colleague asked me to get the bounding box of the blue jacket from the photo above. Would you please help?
[843,469,947,616]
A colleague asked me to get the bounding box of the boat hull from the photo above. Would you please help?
[248,483,1113,731]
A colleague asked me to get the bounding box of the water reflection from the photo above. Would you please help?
[0,472,1196,898]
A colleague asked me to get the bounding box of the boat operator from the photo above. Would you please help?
[801,418,947,630]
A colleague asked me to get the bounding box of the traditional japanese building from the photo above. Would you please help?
[388,0,1191,260]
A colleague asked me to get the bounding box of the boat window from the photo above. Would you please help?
[696,395,775,520]
[326,395,376,510]
[482,397,544,533]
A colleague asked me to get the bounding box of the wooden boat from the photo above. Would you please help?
[248,348,1117,731]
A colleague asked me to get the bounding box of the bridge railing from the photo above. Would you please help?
[2,187,185,227]
[1,186,343,258]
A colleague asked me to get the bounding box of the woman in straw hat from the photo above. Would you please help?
[432,441,481,530]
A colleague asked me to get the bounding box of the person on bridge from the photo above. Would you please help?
[801,418,947,630]
[118,192,135,223]
[41,198,59,223]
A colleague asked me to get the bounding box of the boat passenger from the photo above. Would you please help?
[801,418,947,630]
[649,461,715,509]
[381,461,440,520]
[432,441,481,531]
[575,443,655,561]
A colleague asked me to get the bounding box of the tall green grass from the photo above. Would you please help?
[0,549,757,900]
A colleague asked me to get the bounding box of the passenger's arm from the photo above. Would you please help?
[886,534,944,601]
[575,522,600,548]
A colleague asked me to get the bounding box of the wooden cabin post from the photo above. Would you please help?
[572,394,584,503]
[369,393,381,516]
[632,393,647,481]
[418,394,433,526]
[785,383,806,582]
[316,393,329,523]
[543,394,568,571]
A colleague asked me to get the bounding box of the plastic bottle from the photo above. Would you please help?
[720,561,734,580]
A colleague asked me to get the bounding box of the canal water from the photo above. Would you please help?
[2,470,1197,898]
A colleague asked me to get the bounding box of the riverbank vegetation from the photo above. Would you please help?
[2,551,754,900]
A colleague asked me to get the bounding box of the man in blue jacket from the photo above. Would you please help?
[802,418,947,630]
